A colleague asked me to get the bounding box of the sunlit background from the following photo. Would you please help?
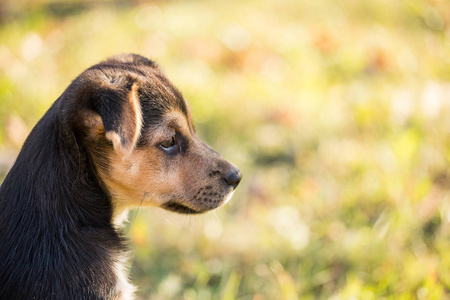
[1,0,450,299]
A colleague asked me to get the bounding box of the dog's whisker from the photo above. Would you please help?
[212,211,220,220]
[130,191,147,230]
[186,215,194,231]
[161,209,175,225]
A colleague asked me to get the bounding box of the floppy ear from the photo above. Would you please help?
[93,81,142,159]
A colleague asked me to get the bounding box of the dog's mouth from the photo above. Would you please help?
[160,189,235,215]
[161,201,206,214]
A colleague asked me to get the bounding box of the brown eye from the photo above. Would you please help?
[160,136,176,149]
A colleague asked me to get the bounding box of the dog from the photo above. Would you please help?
[0,54,241,299]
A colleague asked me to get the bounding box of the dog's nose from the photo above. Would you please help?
[224,167,242,188]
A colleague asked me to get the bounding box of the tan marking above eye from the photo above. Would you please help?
[163,111,191,135]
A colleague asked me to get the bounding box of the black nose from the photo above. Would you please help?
[224,167,242,188]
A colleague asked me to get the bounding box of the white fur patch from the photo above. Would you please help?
[114,254,136,300]
[113,208,130,227]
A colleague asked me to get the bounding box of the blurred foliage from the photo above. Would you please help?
[1,0,450,299]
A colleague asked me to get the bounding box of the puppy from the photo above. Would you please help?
[0,54,241,299]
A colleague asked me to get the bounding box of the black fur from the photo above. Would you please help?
[0,104,125,299]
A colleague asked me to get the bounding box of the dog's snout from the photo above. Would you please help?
[224,167,242,188]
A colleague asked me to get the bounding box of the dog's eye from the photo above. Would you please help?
[160,136,176,149]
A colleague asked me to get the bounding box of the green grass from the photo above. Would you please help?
[1,0,450,299]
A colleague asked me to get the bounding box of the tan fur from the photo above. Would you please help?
[99,111,190,220]
[95,108,235,220]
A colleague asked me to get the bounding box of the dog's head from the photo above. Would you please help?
[65,54,241,220]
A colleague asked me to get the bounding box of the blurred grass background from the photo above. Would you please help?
[1,0,450,299]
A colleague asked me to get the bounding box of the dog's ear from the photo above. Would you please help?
[92,81,142,159]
